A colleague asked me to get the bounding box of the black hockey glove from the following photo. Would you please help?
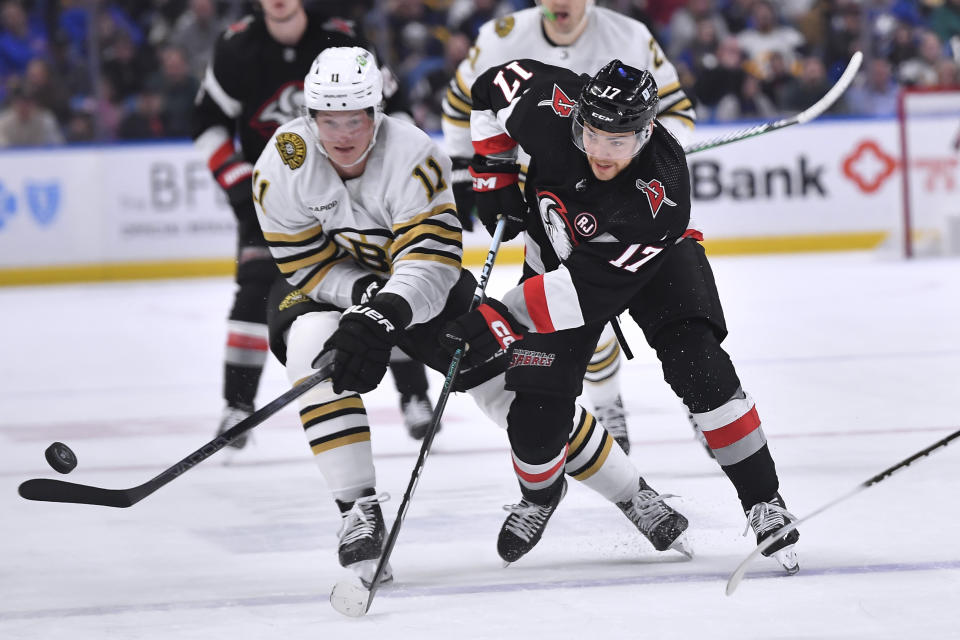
[350,274,387,305]
[450,156,476,232]
[439,298,524,360]
[212,151,255,209]
[316,295,411,394]
[469,155,526,241]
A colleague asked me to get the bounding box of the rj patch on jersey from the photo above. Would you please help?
[276,132,307,169]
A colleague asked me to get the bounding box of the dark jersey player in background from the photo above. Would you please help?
[442,58,802,572]
[192,0,437,449]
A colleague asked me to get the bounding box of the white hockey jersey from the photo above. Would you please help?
[252,114,462,327]
[441,5,696,161]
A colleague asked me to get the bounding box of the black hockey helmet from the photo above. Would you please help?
[576,60,659,134]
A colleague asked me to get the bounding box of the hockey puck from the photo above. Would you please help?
[45,442,77,474]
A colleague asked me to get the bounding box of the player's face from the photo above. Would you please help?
[259,0,302,22]
[313,109,376,168]
[540,0,589,34]
[581,123,647,181]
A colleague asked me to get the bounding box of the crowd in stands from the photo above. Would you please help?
[0,0,958,148]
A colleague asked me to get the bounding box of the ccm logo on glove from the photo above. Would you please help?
[478,305,521,350]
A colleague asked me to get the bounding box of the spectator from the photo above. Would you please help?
[760,50,794,107]
[694,36,747,111]
[780,56,840,115]
[23,58,70,125]
[714,73,778,121]
[101,30,155,101]
[0,82,64,147]
[678,16,722,76]
[846,58,898,117]
[0,0,48,80]
[408,29,469,130]
[116,87,164,140]
[169,0,227,80]
[720,0,756,35]
[146,44,197,137]
[822,0,865,74]
[935,58,960,88]
[667,0,728,60]
[737,0,805,79]
[929,0,960,45]
[899,30,945,87]
[885,19,919,68]
[64,109,95,143]
[448,0,513,39]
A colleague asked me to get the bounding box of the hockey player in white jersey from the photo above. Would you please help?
[441,0,698,456]
[252,47,692,582]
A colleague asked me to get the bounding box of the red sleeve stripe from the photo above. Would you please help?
[472,133,518,156]
[702,405,761,449]
[208,140,236,172]
[681,228,704,242]
[522,276,555,333]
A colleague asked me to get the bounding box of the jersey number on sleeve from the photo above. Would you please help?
[252,171,270,210]
[412,156,447,199]
[493,61,533,103]
[609,244,663,272]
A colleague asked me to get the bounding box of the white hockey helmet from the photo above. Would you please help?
[304,47,383,113]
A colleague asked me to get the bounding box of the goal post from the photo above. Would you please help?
[896,87,960,258]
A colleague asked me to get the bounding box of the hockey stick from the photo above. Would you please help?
[683,51,863,156]
[725,427,960,596]
[329,217,508,618]
[17,351,337,508]
[609,316,634,360]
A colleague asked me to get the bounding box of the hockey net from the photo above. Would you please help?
[896,88,960,257]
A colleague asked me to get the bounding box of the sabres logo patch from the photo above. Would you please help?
[276,132,307,170]
[537,84,576,117]
[636,178,676,218]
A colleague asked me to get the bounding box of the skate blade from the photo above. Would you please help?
[773,544,799,575]
[330,579,370,617]
[670,534,694,559]
[350,559,394,589]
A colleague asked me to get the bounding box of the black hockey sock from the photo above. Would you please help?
[224,363,262,408]
[389,358,429,396]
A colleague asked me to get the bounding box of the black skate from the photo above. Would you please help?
[217,403,254,451]
[617,478,692,557]
[744,492,800,575]
[594,396,630,454]
[497,479,567,565]
[337,490,393,588]
[401,393,439,440]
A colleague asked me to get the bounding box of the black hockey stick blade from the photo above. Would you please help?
[18,351,337,508]
[725,426,959,595]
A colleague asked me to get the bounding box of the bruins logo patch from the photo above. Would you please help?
[494,16,515,38]
[278,288,309,311]
[276,132,307,169]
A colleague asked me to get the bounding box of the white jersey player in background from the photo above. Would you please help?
[251,46,692,584]
[441,0,698,455]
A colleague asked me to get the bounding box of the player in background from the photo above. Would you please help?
[440,0,698,455]
[252,47,691,582]
[442,57,800,573]
[192,0,438,448]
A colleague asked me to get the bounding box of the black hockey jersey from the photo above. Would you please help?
[471,59,697,333]
[192,13,404,174]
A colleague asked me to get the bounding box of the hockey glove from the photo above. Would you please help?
[350,274,387,305]
[440,298,525,360]
[212,151,255,209]
[469,155,526,241]
[316,295,411,394]
[451,156,476,232]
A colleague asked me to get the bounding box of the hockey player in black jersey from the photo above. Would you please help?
[442,58,801,572]
[192,0,436,448]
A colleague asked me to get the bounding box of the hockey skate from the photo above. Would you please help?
[687,411,715,459]
[594,396,630,454]
[337,490,394,588]
[497,479,567,565]
[743,493,800,575]
[217,403,254,454]
[617,478,692,558]
[401,393,439,440]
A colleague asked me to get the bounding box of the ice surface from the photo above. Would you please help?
[2,252,959,639]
